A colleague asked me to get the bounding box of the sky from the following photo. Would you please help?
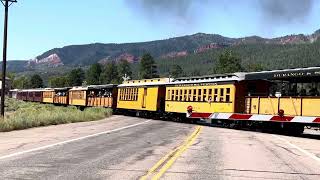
[0,0,319,60]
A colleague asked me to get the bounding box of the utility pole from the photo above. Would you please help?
[1,0,17,117]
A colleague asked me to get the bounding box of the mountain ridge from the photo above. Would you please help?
[33,29,320,67]
[6,28,320,79]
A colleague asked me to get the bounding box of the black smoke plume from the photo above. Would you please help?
[259,0,314,23]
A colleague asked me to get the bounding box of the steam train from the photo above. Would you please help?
[11,67,320,134]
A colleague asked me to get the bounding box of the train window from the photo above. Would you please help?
[175,90,179,101]
[193,89,197,101]
[136,88,139,100]
[214,88,218,102]
[133,88,136,101]
[125,89,128,100]
[167,90,170,100]
[184,90,187,102]
[220,89,224,102]
[203,89,207,102]
[188,89,192,101]
[226,88,231,102]
[171,89,175,100]
[208,89,212,100]
[122,89,124,100]
[226,94,230,102]
[127,89,129,100]
[132,89,135,101]
[172,90,175,101]
[179,90,183,101]
[226,88,230,94]
[137,88,139,100]
[131,88,133,100]
[134,88,137,100]
[198,89,202,102]
[132,88,135,100]
[120,89,123,100]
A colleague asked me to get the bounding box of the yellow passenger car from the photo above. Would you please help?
[69,87,87,106]
[244,66,320,117]
[69,85,117,107]
[117,78,171,113]
[165,74,246,115]
[42,88,55,103]
[87,85,117,108]
[53,88,71,105]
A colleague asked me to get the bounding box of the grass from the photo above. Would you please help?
[0,98,112,132]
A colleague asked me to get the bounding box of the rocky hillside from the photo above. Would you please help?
[32,29,320,67]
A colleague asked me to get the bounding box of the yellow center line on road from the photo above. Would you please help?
[140,126,203,180]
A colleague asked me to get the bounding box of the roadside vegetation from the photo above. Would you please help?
[0,98,112,132]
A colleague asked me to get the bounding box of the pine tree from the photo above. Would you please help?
[213,50,244,74]
[118,59,132,80]
[67,68,85,86]
[100,62,120,84]
[30,74,44,88]
[48,76,69,88]
[139,53,159,79]
[86,63,102,85]
[12,76,31,89]
[170,64,184,78]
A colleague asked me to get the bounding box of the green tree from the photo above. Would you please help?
[213,50,244,74]
[247,63,264,72]
[118,59,132,80]
[170,64,184,78]
[191,69,200,76]
[48,76,69,88]
[86,63,102,85]
[139,53,159,79]
[30,74,44,88]
[7,72,15,81]
[100,62,120,84]
[67,68,85,86]
[13,76,31,89]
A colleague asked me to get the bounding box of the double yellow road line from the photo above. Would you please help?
[140,126,203,180]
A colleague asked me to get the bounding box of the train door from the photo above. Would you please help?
[142,88,147,108]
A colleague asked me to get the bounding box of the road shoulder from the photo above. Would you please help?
[0,115,146,157]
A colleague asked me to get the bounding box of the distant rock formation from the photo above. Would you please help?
[194,43,228,53]
[116,53,139,63]
[161,51,188,58]
[28,53,63,67]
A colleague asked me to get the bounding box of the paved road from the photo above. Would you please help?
[0,115,319,180]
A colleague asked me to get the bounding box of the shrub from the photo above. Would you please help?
[0,98,112,132]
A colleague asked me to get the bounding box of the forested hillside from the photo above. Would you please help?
[34,29,320,66]
[148,38,320,77]
[36,33,235,66]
